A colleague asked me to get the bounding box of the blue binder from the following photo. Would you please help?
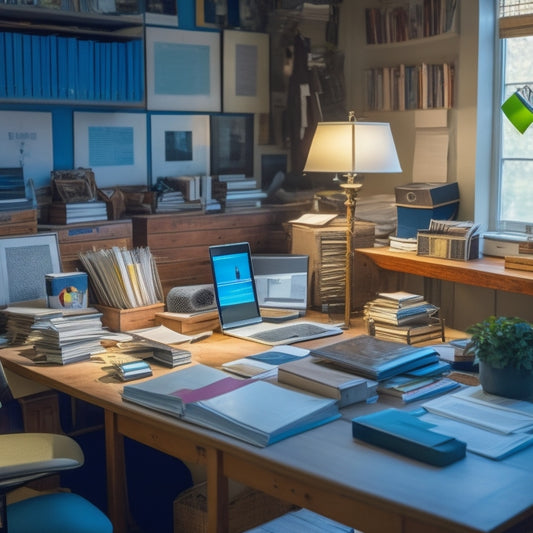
[0,33,6,98]
[22,33,33,98]
[4,33,14,98]
[352,408,466,466]
[57,36,68,99]
[66,36,78,99]
[31,35,42,99]
[12,32,23,97]
[77,39,90,100]
[49,34,58,98]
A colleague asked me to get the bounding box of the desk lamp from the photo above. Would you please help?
[303,111,401,328]
[502,85,533,133]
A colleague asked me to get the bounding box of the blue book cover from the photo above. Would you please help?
[66,36,78,99]
[125,40,135,101]
[132,38,143,102]
[93,40,101,100]
[110,40,119,100]
[117,41,127,101]
[102,41,111,100]
[57,36,68,99]
[49,34,58,98]
[31,35,42,99]
[40,35,51,99]
[86,39,95,100]
[21,33,33,98]
[4,33,14,98]
[12,32,23,97]
[0,33,6,98]
[77,39,89,100]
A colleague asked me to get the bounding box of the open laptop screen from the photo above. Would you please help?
[209,242,262,329]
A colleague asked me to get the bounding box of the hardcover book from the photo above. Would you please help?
[310,335,439,381]
[277,356,371,407]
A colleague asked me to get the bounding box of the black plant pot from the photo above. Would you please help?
[479,361,533,400]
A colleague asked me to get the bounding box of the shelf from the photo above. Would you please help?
[356,247,533,296]
[0,4,143,39]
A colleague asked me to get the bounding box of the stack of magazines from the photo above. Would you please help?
[364,291,444,344]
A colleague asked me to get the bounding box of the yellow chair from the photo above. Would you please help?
[0,362,113,532]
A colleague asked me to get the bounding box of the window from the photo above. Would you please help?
[497,1,533,232]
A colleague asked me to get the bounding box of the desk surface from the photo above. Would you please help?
[357,247,533,296]
[1,318,532,533]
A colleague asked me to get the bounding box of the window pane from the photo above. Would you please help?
[499,35,533,228]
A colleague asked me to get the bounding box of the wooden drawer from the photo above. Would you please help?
[39,219,132,272]
[0,209,37,237]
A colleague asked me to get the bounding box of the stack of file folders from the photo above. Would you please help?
[364,291,444,344]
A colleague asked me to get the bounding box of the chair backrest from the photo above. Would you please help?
[0,360,13,407]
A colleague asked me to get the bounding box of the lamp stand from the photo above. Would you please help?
[340,176,362,329]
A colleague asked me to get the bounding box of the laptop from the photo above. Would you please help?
[251,253,308,321]
[208,242,343,346]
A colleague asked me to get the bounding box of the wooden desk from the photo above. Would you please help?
[1,321,533,533]
[357,247,533,296]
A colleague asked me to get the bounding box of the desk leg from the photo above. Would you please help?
[206,448,228,533]
[105,410,128,533]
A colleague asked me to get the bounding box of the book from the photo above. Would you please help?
[310,334,440,381]
[247,508,354,532]
[222,345,310,379]
[48,201,108,224]
[377,376,459,403]
[122,364,340,447]
[277,356,371,407]
[368,317,445,344]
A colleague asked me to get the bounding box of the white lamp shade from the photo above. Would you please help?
[303,121,402,174]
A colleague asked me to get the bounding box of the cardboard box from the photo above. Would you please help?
[94,303,165,331]
[395,182,459,206]
[46,272,88,309]
[396,202,459,239]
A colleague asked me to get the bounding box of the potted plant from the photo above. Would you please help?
[465,316,533,399]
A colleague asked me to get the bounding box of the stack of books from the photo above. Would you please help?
[48,201,108,224]
[364,291,444,344]
[216,175,267,208]
[26,311,108,364]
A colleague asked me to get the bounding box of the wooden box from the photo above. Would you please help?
[155,311,220,335]
[0,209,37,237]
[95,303,165,332]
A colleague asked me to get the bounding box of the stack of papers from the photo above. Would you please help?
[420,386,533,460]
[26,311,107,364]
[245,508,354,532]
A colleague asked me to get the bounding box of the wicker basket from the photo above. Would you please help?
[173,482,296,533]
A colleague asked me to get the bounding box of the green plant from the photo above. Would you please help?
[466,316,533,373]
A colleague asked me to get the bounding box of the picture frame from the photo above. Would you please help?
[222,29,269,113]
[145,27,221,112]
[151,114,210,179]
[0,233,61,306]
[73,112,148,188]
[210,114,254,177]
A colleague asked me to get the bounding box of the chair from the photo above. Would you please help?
[0,362,113,533]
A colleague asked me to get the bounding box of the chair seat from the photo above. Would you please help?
[7,492,113,533]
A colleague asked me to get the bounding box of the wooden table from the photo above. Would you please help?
[1,319,533,533]
[357,247,533,296]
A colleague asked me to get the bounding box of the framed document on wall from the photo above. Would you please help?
[151,114,210,178]
[222,30,269,113]
[146,27,221,111]
[210,114,253,177]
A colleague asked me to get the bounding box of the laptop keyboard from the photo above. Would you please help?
[250,323,330,343]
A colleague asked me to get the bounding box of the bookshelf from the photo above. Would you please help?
[0,4,144,105]
[361,0,459,112]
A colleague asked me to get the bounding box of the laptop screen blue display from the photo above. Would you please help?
[209,243,262,328]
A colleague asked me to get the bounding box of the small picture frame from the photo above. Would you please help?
[210,114,254,177]
[0,233,61,306]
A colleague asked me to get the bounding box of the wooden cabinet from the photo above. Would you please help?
[38,219,132,272]
[132,205,309,296]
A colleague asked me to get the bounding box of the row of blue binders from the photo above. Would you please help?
[0,31,144,102]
